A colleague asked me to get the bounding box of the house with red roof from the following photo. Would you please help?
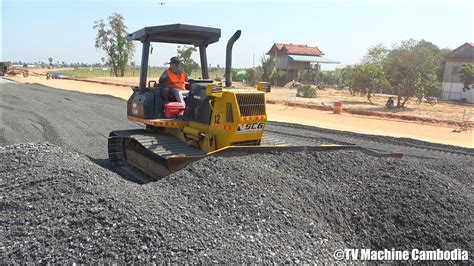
[442,42,474,103]
[266,43,340,81]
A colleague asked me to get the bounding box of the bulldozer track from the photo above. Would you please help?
[108,129,207,182]
[109,127,407,182]
[108,131,154,183]
[107,129,328,182]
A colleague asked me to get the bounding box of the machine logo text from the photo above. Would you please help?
[237,122,265,133]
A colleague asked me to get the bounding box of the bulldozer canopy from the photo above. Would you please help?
[128,24,221,46]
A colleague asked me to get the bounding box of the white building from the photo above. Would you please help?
[441,43,474,103]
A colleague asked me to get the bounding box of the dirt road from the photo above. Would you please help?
[9,75,473,148]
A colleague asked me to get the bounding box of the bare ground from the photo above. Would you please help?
[7,72,473,148]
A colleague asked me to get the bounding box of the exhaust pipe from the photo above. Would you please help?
[225,30,241,87]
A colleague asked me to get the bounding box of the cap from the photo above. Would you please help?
[167,56,183,64]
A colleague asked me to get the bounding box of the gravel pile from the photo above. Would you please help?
[1,143,472,263]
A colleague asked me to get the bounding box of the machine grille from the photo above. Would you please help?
[236,93,266,117]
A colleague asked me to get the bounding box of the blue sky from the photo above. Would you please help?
[1,0,472,70]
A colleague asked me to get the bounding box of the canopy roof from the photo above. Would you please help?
[128,24,221,46]
[288,55,340,64]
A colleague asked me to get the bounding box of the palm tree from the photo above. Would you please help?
[48,57,53,66]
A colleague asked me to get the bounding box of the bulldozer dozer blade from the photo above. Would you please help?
[207,145,403,158]
[165,145,403,177]
[108,129,403,181]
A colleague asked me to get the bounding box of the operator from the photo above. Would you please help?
[159,56,189,103]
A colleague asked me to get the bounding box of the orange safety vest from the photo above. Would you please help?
[166,70,187,90]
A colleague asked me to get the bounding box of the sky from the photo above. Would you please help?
[1,0,473,70]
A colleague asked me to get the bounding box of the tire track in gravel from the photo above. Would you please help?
[29,114,64,145]
[1,82,139,163]
[1,104,62,145]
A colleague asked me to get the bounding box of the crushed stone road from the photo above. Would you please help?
[1,82,473,263]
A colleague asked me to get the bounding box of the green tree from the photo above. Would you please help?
[272,70,287,86]
[341,65,354,93]
[350,64,389,104]
[298,69,318,84]
[415,40,449,83]
[437,48,452,82]
[259,55,289,86]
[176,45,200,76]
[384,39,441,107]
[362,44,389,66]
[93,12,134,77]
[261,55,275,82]
[459,63,474,91]
[48,57,53,66]
[246,67,262,86]
[318,71,338,86]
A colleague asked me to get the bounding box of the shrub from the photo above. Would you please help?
[246,67,262,86]
[297,85,317,98]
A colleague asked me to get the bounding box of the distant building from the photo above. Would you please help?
[266,43,340,81]
[441,43,474,103]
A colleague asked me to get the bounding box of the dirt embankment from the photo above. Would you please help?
[12,70,474,124]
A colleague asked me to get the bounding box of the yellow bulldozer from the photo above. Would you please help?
[108,24,401,181]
